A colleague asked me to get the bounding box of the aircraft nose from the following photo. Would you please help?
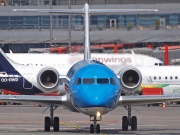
[73,85,119,108]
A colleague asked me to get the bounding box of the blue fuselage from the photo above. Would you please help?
[66,60,121,115]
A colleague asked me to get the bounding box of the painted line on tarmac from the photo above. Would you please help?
[60,122,109,135]
[60,122,81,130]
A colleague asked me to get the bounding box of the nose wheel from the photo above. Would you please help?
[89,116,101,133]
[122,105,137,131]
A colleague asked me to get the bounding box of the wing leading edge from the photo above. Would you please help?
[0,94,180,107]
[118,95,180,106]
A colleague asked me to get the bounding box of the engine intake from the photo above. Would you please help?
[37,67,59,92]
[118,67,142,92]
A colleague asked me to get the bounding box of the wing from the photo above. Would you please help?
[118,95,180,106]
[0,95,66,104]
[0,94,79,112]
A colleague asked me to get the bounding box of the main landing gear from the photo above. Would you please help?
[89,116,101,133]
[122,105,137,131]
[44,105,59,132]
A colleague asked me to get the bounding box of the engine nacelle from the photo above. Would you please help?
[118,66,142,93]
[37,67,59,92]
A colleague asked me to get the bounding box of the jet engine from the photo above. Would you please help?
[118,66,142,93]
[37,67,59,92]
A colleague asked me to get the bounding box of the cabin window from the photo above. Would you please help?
[110,78,116,85]
[159,63,164,66]
[175,76,178,79]
[82,78,94,84]
[165,76,167,79]
[74,78,81,85]
[159,77,161,80]
[170,76,173,80]
[97,78,109,84]
[154,76,156,80]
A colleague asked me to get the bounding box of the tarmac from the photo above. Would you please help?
[0,105,180,135]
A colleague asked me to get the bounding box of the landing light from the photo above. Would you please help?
[96,111,101,117]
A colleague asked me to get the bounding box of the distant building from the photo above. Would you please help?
[0,1,180,52]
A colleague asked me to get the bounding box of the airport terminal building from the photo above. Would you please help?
[0,0,180,52]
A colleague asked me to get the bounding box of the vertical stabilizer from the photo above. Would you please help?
[0,49,17,73]
[83,3,91,60]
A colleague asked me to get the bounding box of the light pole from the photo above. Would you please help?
[177,36,180,45]
[50,0,53,45]
[68,0,71,53]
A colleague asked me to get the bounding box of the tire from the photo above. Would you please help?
[53,117,59,132]
[96,124,100,133]
[131,116,137,131]
[90,124,94,133]
[122,116,128,131]
[44,116,51,132]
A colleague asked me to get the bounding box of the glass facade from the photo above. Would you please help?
[4,0,180,6]
[7,0,56,6]
[0,14,179,30]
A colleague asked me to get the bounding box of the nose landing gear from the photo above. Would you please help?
[89,115,101,133]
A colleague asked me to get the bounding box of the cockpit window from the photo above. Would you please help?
[97,78,109,84]
[74,78,81,85]
[155,63,158,66]
[82,78,94,84]
[110,78,116,85]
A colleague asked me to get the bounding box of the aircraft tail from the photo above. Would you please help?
[0,49,19,73]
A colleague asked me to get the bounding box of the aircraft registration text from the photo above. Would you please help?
[1,78,18,82]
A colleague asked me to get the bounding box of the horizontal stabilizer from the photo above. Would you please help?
[89,9,158,14]
[12,9,158,15]
[12,9,84,14]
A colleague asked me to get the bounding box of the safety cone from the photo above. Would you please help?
[162,102,166,109]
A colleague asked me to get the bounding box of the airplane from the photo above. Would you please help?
[0,3,180,134]
[6,52,164,68]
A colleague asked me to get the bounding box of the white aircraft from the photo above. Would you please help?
[6,53,164,68]
[0,3,179,134]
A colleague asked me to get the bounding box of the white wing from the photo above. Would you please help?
[0,95,79,112]
[118,95,180,106]
[0,94,179,107]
